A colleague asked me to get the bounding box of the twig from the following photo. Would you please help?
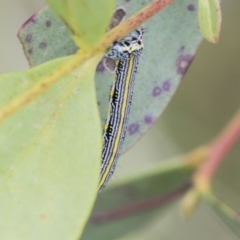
[194,109,240,192]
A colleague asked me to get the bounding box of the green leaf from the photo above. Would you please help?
[81,158,197,240]
[203,193,240,238]
[198,0,222,43]
[18,0,202,154]
[45,0,115,48]
[0,55,102,239]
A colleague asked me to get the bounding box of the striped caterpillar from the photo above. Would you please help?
[99,27,144,192]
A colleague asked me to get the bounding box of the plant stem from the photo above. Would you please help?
[194,109,240,192]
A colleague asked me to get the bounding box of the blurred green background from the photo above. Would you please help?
[0,0,239,239]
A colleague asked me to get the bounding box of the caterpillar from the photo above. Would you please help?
[99,27,144,192]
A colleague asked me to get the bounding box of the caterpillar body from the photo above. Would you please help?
[99,27,144,192]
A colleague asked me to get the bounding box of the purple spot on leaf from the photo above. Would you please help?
[162,80,171,91]
[96,60,105,72]
[109,6,126,30]
[176,54,193,75]
[28,48,33,55]
[144,115,153,125]
[180,46,185,51]
[39,42,47,49]
[103,58,115,73]
[128,123,139,135]
[45,20,51,27]
[25,34,32,43]
[188,4,195,11]
[152,86,162,96]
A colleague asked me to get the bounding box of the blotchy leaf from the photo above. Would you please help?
[81,158,197,240]
[45,0,115,48]
[19,6,78,67]
[198,0,222,43]
[0,55,102,239]
[18,0,202,155]
[204,193,240,238]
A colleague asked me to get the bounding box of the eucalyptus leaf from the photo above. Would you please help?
[204,193,240,238]
[81,158,196,240]
[45,0,115,48]
[198,0,222,43]
[0,55,102,240]
[18,0,202,155]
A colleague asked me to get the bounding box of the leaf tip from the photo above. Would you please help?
[180,188,201,218]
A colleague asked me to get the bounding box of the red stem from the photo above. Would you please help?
[195,110,240,187]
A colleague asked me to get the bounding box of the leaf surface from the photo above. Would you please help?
[0,55,102,240]
[198,0,222,43]
[18,0,202,154]
[81,158,197,240]
[45,0,115,48]
[204,193,240,238]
